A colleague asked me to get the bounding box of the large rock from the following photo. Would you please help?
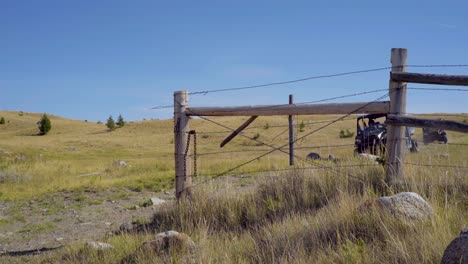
[141,230,195,254]
[376,192,433,221]
[442,228,468,264]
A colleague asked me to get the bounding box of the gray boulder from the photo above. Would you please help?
[442,228,468,264]
[141,230,195,254]
[376,192,433,221]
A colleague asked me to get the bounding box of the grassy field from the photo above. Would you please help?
[0,111,466,263]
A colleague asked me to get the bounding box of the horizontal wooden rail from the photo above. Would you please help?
[386,114,468,133]
[186,101,390,116]
[391,72,468,86]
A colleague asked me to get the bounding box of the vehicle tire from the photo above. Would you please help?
[410,140,419,153]
[442,135,448,144]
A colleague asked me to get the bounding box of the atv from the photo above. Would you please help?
[354,113,387,155]
[423,127,448,144]
[354,113,418,156]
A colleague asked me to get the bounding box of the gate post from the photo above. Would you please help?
[288,94,295,166]
[385,48,407,183]
[174,90,191,199]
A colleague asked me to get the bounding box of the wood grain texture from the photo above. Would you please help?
[391,72,468,86]
[186,102,390,116]
[220,116,258,148]
[386,48,407,182]
[174,90,191,199]
[386,114,468,133]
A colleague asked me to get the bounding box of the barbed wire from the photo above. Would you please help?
[408,87,468,92]
[151,64,468,109]
[403,113,468,118]
[187,91,392,187]
[190,162,467,181]
[188,64,468,96]
[404,162,468,170]
[195,117,357,134]
[195,143,355,157]
[191,163,381,179]
[190,89,391,115]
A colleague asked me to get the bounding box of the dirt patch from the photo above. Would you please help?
[0,188,175,254]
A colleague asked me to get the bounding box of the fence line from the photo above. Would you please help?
[170,51,468,199]
[186,92,392,188]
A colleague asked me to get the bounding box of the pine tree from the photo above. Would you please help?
[299,120,305,132]
[0,117,5,124]
[106,116,116,131]
[37,114,52,135]
[116,114,125,128]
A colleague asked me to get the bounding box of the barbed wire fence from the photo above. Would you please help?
[156,61,468,197]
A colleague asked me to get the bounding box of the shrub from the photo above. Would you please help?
[116,114,125,128]
[0,117,5,124]
[264,122,270,130]
[106,116,116,131]
[299,120,305,132]
[37,114,52,135]
[339,129,354,138]
[253,133,260,140]
[97,121,102,124]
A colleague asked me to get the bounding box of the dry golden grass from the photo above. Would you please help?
[0,111,466,263]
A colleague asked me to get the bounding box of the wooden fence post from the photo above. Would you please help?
[289,94,295,166]
[174,90,191,199]
[385,48,408,183]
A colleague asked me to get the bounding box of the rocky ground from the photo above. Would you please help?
[0,188,174,255]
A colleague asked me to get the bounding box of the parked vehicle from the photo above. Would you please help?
[423,127,448,144]
[354,113,418,156]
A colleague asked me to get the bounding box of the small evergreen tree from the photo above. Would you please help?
[299,120,305,132]
[116,114,125,128]
[37,114,52,135]
[106,116,116,131]
[0,117,5,124]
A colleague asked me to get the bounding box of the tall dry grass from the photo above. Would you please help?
[39,163,467,264]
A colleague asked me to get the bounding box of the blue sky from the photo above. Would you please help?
[1,0,467,121]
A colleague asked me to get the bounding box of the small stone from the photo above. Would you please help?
[436,153,450,159]
[150,198,166,206]
[55,237,64,242]
[15,154,26,161]
[119,222,134,233]
[104,222,112,226]
[69,147,78,151]
[164,191,171,195]
[85,241,114,250]
[118,160,127,167]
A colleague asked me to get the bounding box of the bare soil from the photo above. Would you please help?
[0,188,175,255]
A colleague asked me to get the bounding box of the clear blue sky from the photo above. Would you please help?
[1,0,467,121]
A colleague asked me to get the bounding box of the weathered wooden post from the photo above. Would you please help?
[385,48,407,183]
[174,90,191,199]
[288,94,295,166]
